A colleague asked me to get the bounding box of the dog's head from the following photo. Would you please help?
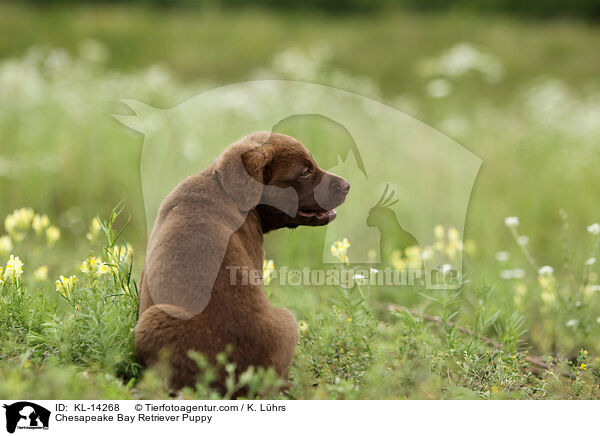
[215,132,350,231]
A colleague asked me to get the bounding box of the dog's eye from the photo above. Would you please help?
[299,168,311,178]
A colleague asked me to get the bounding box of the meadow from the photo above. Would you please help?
[1,3,600,399]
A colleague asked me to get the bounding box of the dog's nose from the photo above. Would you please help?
[338,179,350,193]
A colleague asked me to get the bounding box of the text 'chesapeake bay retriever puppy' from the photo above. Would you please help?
[134,132,350,391]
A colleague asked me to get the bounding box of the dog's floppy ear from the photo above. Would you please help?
[215,144,272,212]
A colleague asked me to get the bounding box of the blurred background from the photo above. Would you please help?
[1,0,600,357]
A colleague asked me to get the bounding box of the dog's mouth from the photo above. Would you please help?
[296,208,337,226]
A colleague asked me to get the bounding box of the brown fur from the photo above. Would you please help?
[134,132,349,391]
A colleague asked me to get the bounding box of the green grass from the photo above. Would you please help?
[1,3,600,399]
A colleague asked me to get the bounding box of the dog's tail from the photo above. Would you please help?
[134,304,193,364]
[135,304,209,390]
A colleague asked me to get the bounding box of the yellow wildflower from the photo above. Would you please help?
[580,363,587,370]
[4,208,34,241]
[433,240,445,252]
[390,249,407,270]
[46,226,60,246]
[18,208,34,225]
[108,244,133,265]
[447,227,460,243]
[330,238,350,264]
[515,283,527,296]
[86,217,102,242]
[55,275,78,298]
[540,288,556,304]
[0,235,12,256]
[347,317,352,322]
[99,263,111,275]
[445,242,461,260]
[263,259,275,285]
[33,265,49,282]
[80,256,108,277]
[429,225,470,262]
[538,266,556,300]
[463,240,476,256]
[514,282,527,306]
[3,255,24,283]
[32,214,50,235]
[298,320,309,333]
[405,245,423,270]
[5,208,34,230]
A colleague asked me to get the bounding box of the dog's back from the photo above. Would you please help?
[135,163,298,390]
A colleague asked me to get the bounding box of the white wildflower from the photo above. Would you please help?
[585,257,596,266]
[495,251,510,262]
[504,217,519,227]
[426,78,453,98]
[587,223,600,235]
[512,269,525,279]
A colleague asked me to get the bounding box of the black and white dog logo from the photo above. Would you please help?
[3,402,50,433]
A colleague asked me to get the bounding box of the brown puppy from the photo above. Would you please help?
[135,132,350,391]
